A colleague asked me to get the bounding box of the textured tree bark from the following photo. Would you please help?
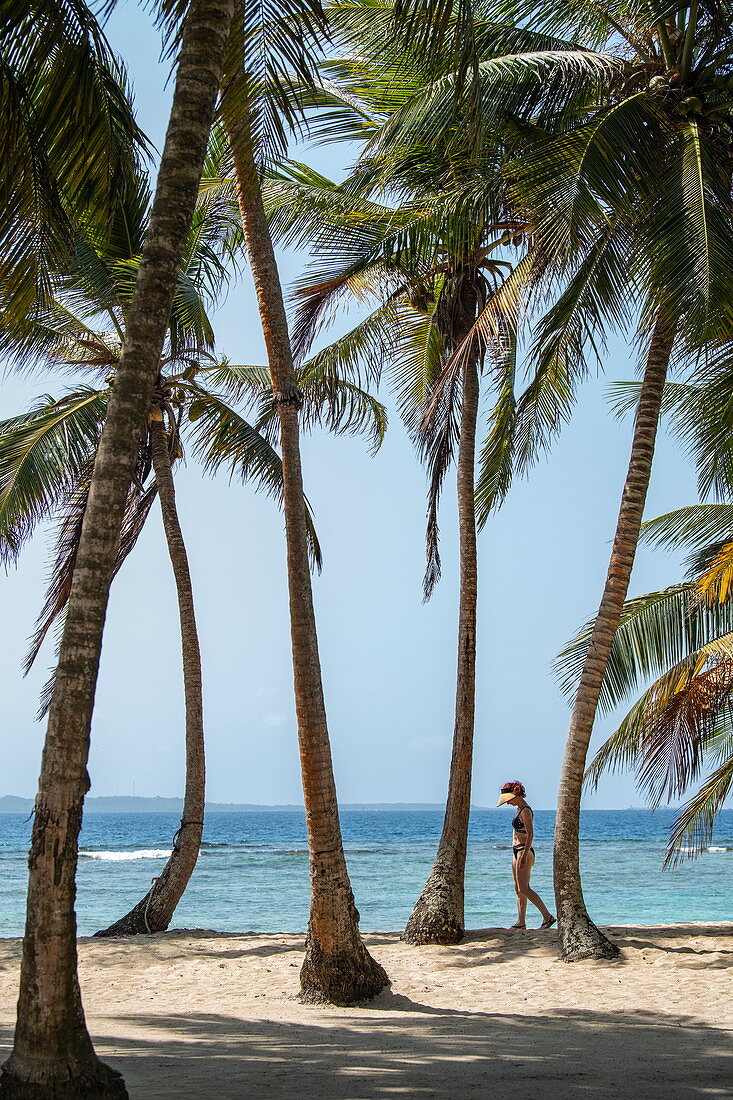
[403,352,480,945]
[554,314,675,961]
[95,412,205,936]
[225,108,388,1004]
[0,3,235,1095]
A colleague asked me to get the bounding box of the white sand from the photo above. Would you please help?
[0,924,730,1097]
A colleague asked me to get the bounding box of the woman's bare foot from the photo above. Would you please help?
[539,915,556,929]
[509,922,526,930]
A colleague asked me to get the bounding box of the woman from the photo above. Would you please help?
[497,781,555,930]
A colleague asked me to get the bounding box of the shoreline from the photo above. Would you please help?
[0,922,730,1097]
[0,918,727,945]
[0,916,728,941]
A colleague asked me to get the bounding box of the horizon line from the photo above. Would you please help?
[0,793,669,812]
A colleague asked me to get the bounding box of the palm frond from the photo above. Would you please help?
[0,388,107,564]
[369,50,618,169]
[220,0,329,166]
[665,752,733,864]
[421,364,460,600]
[695,542,733,607]
[556,583,733,711]
[475,331,517,523]
[0,4,147,318]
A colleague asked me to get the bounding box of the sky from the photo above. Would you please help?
[0,4,705,809]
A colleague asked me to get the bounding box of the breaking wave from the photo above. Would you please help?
[80,849,172,862]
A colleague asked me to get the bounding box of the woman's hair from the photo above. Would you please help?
[500,780,526,797]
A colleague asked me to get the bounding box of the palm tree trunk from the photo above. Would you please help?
[225,110,388,1005]
[0,4,235,1096]
[95,412,205,936]
[403,352,480,945]
[554,313,675,961]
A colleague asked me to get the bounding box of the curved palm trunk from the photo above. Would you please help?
[226,113,388,1005]
[555,313,675,961]
[0,4,235,1096]
[403,354,480,945]
[96,413,205,936]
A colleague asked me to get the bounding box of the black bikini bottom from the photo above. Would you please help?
[513,845,535,857]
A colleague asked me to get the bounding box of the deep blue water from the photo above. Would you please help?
[0,809,730,936]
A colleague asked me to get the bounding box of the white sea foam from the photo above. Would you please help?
[80,849,172,862]
[678,845,731,855]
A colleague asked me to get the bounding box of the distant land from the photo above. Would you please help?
[0,795,658,814]
[0,795,468,815]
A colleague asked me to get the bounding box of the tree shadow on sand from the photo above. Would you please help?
[60,999,732,1099]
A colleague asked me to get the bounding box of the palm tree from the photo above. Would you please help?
[563,368,733,859]
[0,157,383,938]
[222,101,389,1003]
[0,0,237,1092]
[558,508,733,861]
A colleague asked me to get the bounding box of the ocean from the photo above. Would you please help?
[0,809,731,937]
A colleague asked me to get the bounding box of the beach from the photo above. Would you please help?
[0,923,729,1097]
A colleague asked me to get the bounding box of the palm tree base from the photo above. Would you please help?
[300,935,389,1006]
[402,875,464,946]
[94,892,170,937]
[558,909,620,961]
[0,1060,127,1099]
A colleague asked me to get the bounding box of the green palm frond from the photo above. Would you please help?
[0,2,147,318]
[586,635,733,781]
[421,362,461,600]
[610,370,733,503]
[520,93,667,241]
[292,72,382,145]
[607,380,697,421]
[24,473,90,674]
[296,367,388,451]
[676,357,733,502]
[220,0,329,166]
[195,362,273,403]
[369,49,618,170]
[296,301,403,393]
[640,505,733,561]
[263,161,399,251]
[520,221,633,452]
[555,584,733,712]
[0,388,107,564]
[169,270,216,352]
[291,254,409,364]
[586,646,733,862]
[389,304,445,436]
[648,120,733,348]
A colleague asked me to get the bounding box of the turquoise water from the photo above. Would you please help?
[0,809,730,936]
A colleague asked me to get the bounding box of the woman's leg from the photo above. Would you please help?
[510,855,527,928]
[517,852,554,924]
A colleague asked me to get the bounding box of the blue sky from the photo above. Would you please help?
[0,4,702,809]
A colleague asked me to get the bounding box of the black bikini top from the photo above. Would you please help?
[512,805,532,833]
